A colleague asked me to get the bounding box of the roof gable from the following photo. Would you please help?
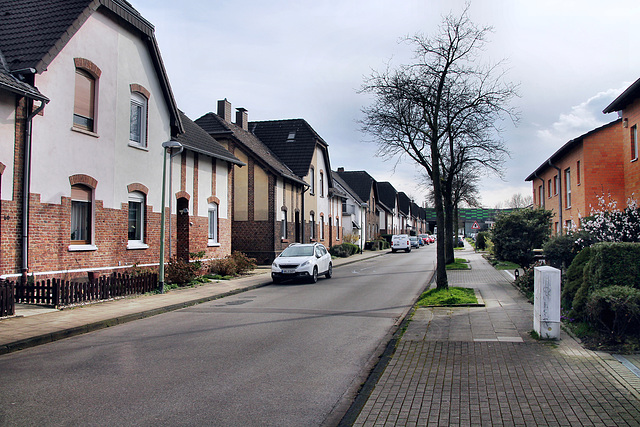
[249,119,327,178]
[195,113,305,185]
[176,111,243,166]
[377,181,398,211]
[335,170,378,205]
[0,0,182,134]
[603,78,640,113]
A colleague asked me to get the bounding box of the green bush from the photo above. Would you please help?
[165,257,200,285]
[475,232,487,251]
[491,208,553,268]
[329,242,359,258]
[585,286,640,340]
[230,251,257,274]
[543,233,577,269]
[571,242,640,319]
[562,246,592,310]
[209,257,238,276]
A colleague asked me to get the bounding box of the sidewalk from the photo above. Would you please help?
[0,250,387,355]
[353,244,640,426]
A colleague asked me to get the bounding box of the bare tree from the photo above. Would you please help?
[504,193,533,208]
[360,6,517,289]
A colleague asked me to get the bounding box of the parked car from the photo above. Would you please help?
[271,243,332,283]
[418,234,430,245]
[391,234,411,253]
[409,236,421,249]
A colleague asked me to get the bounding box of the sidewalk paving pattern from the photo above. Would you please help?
[354,246,640,426]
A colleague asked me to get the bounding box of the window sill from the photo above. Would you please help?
[127,242,149,250]
[632,158,638,163]
[208,241,221,247]
[128,142,149,151]
[68,244,98,252]
[281,238,290,243]
[71,127,99,138]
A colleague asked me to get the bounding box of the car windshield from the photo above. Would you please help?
[280,246,314,257]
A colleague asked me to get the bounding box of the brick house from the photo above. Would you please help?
[0,0,242,279]
[250,118,343,250]
[335,169,380,241]
[525,119,623,233]
[397,192,411,234]
[195,100,308,264]
[603,78,640,201]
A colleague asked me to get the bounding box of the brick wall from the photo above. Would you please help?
[623,98,640,199]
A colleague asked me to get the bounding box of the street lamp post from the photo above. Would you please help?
[159,140,183,293]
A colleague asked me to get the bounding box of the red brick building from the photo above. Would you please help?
[526,120,624,233]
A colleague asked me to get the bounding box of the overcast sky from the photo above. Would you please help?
[129,0,638,208]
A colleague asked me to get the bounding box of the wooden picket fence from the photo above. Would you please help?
[0,280,15,317]
[11,272,157,309]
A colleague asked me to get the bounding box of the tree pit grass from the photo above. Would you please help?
[492,260,520,270]
[417,286,478,307]
[446,258,470,270]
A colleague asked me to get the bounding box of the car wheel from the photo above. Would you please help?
[272,275,281,284]
[405,248,410,253]
[391,248,396,253]
[310,266,318,283]
[325,263,332,279]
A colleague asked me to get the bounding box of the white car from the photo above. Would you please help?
[391,234,411,253]
[271,243,332,283]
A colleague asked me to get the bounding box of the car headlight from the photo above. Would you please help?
[272,262,279,269]
[299,260,310,268]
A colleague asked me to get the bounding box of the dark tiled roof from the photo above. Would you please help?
[0,53,48,101]
[0,0,182,135]
[195,113,306,186]
[397,192,411,215]
[332,172,364,205]
[249,119,328,179]
[525,119,621,181]
[377,182,397,212]
[335,170,378,206]
[176,111,244,166]
[603,78,640,113]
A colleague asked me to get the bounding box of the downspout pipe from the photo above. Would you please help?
[548,159,562,231]
[21,97,48,281]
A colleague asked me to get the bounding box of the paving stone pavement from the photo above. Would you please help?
[354,245,640,426]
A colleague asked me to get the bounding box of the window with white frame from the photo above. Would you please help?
[208,203,218,245]
[129,92,147,147]
[71,184,92,244]
[632,125,638,161]
[128,191,146,247]
[565,168,571,208]
[281,210,287,239]
[309,167,315,195]
[310,213,315,239]
[553,175,558,195]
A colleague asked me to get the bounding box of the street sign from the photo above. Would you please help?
[472,221,480,230]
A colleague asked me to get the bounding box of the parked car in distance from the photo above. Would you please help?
[409,236,421,249]
[391,234,411,253]
[418,234,430,245]
[271,243,332,284]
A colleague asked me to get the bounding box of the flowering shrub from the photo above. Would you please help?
[581,194,640,243]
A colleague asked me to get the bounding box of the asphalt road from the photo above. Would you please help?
[0,245,436,426]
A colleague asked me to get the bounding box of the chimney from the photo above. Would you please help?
[337,167,345,172]
[235,107,248,130]
[217,99,232,123]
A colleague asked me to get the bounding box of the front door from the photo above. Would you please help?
[176,197,189,261]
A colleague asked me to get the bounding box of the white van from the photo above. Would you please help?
[391,234,411,253]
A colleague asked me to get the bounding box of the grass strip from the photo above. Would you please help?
[416,286,478,306]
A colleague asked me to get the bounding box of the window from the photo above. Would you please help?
[71,184,92,244]
[565,219,573,231]
[632,125,638,161]
[553,175,558,195]
[310,213,315,239]
[538,185,543,207]
[309,167,315,195]
[547,179,552,198]
[281,210,287,239]
[73,69,96,132]
[565,168,571,208]
[576,161,581,185]
[127,192,146,246]
[319,172,324,197]
[208,203,218,245]
[129,92,147,146]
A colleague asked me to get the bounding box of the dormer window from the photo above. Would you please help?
[287,131,296,142]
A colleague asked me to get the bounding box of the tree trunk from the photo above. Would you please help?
[444,194,455,265]
[430,145,448,290]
